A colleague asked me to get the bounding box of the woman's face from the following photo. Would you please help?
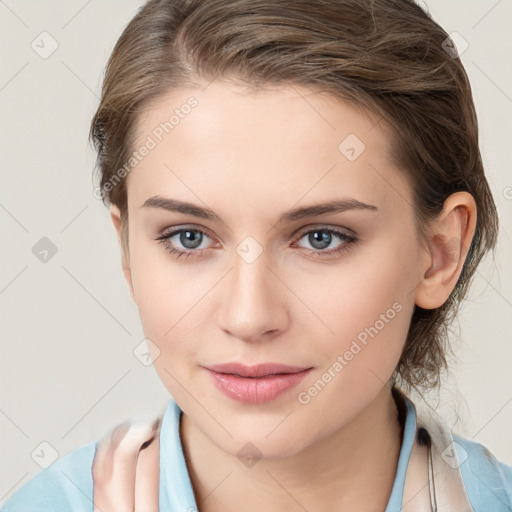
[118,80,428,458]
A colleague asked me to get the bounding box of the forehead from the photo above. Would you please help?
[128,80,410,215]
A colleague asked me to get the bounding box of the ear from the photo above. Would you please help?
[415,191,477,309]
[110,204,135,302]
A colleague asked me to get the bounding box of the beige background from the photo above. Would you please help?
[1,0,511,504]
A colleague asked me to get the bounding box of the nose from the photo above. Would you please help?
[216,250,288,344]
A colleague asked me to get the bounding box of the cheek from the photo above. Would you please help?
[293,236,418,384]
[130,251,204,398]
[295,236,416,335]
[291,253,416,431]
[128,240,196,352]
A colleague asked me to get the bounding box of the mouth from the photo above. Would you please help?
[204,362,312,377]
[202,362,313,404]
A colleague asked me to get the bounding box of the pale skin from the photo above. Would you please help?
[92,80,476,511]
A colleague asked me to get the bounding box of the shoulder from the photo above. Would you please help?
[0,440,97,512]
[453,433,512,511]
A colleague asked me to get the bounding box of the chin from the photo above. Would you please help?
[213,425,314,462]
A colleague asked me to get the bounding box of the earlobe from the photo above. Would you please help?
[415,192,477,310]
[110,204,136,302]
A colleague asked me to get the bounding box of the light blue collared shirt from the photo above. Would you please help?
[2,394,511,511]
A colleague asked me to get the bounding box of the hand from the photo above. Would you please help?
[92,417,161,512]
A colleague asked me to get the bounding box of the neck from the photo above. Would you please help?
[181,385,404,512]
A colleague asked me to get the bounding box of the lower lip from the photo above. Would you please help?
[204,368,312,404]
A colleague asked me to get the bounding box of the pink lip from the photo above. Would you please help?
[203,362,313,404]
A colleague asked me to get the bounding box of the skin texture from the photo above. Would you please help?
[93,80,476,511]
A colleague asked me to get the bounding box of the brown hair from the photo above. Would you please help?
[89,0,499,393]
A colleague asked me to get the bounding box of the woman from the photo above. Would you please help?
[2,0,511,510]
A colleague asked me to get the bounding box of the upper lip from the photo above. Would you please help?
[204,362,312,378]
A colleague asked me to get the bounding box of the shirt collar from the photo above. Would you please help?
[159,397,198,510]
[385,391,418,511]
[159,392,418,511]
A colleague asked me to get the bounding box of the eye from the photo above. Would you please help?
[293,227,357,256]
[155,227,216,259]
[155,225,358,260]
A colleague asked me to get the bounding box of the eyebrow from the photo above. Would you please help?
[141,196,378,224]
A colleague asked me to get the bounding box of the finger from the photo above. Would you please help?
[93,421,131,484]
[93,422,133,512]
[134,431,160,512]
[93,421,156,512]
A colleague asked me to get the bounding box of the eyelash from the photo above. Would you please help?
[155,225,358,260]
[156,227,358,259]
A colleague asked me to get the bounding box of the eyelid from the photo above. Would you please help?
[157,223,356,243]
[155,225,219,250]
[157,224,215,240]
[292,223,357,239]
[155,223,358,259]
